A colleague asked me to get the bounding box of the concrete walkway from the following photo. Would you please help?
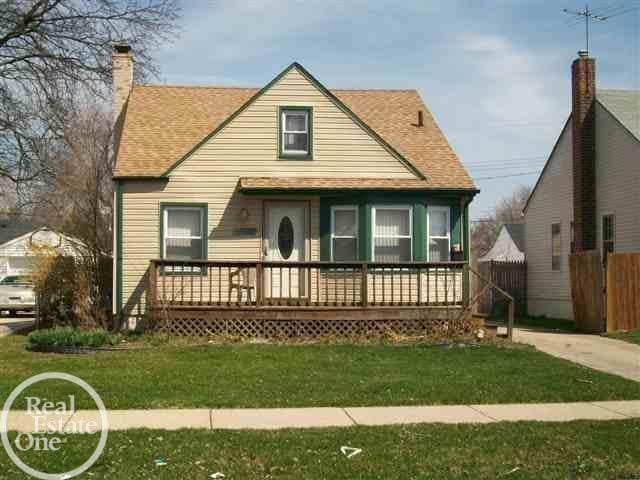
[514,328,640,382]
[3,401,640,432]
[0,317,35,337]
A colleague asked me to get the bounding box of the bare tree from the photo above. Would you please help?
[471,185,532,259]
[31,103,115,327]
[0,0,180,195]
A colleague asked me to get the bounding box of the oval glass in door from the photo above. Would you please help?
[278,216,294,259]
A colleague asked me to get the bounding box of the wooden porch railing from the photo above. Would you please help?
[148,260,469,309]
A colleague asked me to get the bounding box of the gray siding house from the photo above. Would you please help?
[524,51,640,320]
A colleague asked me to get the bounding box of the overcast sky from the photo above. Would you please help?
[154,0,639,219]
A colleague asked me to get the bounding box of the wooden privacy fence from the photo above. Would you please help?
[606,253,640,332]
[569,251,604,333]
[570,251,640,333]
[475,260,527,316]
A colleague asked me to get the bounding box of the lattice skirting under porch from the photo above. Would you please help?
[149,307,476,338]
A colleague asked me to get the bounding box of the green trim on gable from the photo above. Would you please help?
[278,106,313,160]
[115,181,123,318]
[161,62,424,179]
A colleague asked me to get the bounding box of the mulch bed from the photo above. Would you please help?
[26,343,149,354]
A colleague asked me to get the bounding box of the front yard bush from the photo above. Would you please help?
[28,327,121,348]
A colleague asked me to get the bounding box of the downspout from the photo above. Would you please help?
[114,180,123,325]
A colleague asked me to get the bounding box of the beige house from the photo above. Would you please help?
[524,51,640,320]
[112,46,478,331]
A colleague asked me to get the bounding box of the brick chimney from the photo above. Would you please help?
[571,49,596,252]
[112,44,133,126]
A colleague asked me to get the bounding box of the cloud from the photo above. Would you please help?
[456,33,565,122]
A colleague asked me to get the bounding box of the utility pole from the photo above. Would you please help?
[563,4,609,53]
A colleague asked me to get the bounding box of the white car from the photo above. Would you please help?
[0,275,36,316]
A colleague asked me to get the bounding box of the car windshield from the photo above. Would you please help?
[0,275,33,285]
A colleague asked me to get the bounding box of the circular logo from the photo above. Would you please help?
[0,372,109,480]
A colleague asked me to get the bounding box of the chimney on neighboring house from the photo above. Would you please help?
[112,44,133,126]
[571,49,596,252]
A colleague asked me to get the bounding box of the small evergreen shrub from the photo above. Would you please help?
[29,327,121,348]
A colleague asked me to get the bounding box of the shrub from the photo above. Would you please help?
[30,244,112,330]
[29,327,121,348]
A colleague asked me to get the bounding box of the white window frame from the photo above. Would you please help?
[427,206,451,262]
[281,109,309,155]
[330,205,359,261]
[371,205,413,262]
[162,206,205,260]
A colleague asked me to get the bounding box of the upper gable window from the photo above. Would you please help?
[279,107,312,159]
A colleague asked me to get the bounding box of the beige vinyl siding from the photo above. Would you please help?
[524,120,574,320]
[119,67,417,322]
[595,102,640,255]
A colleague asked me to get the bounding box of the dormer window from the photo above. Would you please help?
[279,107,313,159]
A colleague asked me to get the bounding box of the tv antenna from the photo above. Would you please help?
[563,4,609,53]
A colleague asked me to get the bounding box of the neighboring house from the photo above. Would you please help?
[0,222,87,280]
[111,46,478,329]
[524,50,640,320]
[478,223,525,262]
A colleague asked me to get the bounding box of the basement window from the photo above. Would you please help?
[280,107,312,159]
[551,223,561,271]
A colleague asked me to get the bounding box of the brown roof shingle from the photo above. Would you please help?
[238,177,470,191]
[114,68,475,191]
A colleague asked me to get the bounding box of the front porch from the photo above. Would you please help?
[147,259,473,337]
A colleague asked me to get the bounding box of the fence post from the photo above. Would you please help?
[462,263,470,308]
[148,260,158,325]
[361,263,368,307]
[255,262,263,307]
[507,299,514,340]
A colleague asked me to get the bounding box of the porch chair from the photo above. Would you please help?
[228,267,256,303]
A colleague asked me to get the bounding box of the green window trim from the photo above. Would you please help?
[159,202,209,275]
[278,106,313,160]
[320,194,463,263]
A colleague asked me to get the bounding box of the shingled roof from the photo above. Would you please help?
[114,63,475,191]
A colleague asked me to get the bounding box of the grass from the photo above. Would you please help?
[606,330,640,346]
[1,421,639,479]
[1,335,639,409]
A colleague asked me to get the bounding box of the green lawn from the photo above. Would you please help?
[1,421,639,479]
[606,330,640,346]
[1,336,639,409]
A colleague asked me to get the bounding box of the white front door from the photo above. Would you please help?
[265,203,307,298]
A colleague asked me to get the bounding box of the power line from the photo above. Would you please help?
[463,155,547,167]
[472,170,542,181]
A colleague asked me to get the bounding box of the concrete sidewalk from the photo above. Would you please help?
[514,328,640,382]
[0,317,35,337]
[3,401,640,432]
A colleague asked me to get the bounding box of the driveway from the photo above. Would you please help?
[515,328,640,382]
[0,315,35,337]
